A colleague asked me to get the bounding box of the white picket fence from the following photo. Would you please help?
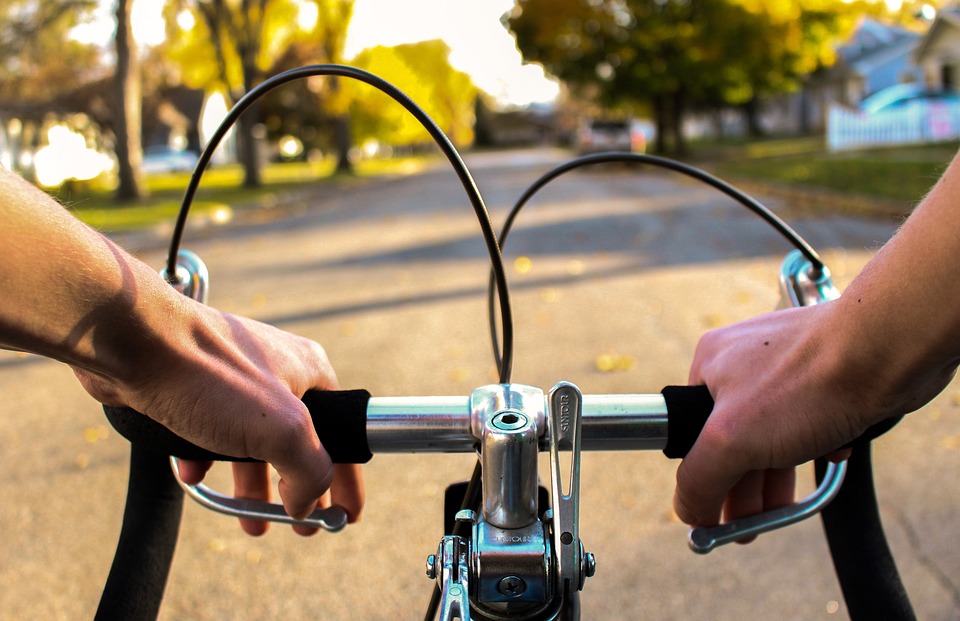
[827,100,960,150]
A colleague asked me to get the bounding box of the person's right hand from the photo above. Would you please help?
[675,300,955,530]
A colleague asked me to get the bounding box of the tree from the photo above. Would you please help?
[257,38,474,168]
[0,0,99,177]
[165,0,352,186]
[114,0,147,201]
[717,1,865,136]
[506,0,862,154]
[349,41,478,150]
[262,0,356,173]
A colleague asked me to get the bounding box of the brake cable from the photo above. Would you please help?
[151,64,513,621]
[166,64,516,384]
[486,151,823,370]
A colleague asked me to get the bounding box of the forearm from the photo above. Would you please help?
[675,150,960,527]
[0,168,364,526]
[828,152,960,419]
[0,167,181,381]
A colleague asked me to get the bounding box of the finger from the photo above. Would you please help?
[290,464,364,536]
[292,489,330,537]
[177,459,214,485]
[723,470,765,524]
[233,462,271,536]
[825,448,852,463]
[329,464,366,523]
[762,467,796,511]
[675,452,741,527]
[250,397,335,522]
[275,445,334,522]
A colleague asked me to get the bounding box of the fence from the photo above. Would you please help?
[827,100,960,150]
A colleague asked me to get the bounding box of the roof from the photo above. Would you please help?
[914,6,960,62]
[835,18,920,78]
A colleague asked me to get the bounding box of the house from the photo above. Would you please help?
[804,18,923,133]
[688,17,925,139]
[826,8,960,150]
[913,5,960,92]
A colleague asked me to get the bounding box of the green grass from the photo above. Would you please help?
[54,156,435,232]
[53,140,960,230]
[705,137,958,205]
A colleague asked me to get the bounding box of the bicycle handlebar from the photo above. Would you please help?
[103,385,714,463]
[103,381,846,556]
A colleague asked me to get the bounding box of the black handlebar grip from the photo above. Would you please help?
[661,385,715,459]
[103,389,374,464]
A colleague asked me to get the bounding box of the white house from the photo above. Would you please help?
[914,5,960,91]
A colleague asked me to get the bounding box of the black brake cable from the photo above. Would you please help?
[166,64,515,383]
[483,152,915,621]
[155,65,509,621]
[486,151,823,369]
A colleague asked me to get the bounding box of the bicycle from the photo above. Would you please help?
[95,65,916,620]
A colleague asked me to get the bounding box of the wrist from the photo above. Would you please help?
[82,256,195,386]
[827,287,955,424]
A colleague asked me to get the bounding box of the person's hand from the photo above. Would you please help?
[72,296,364,535]
[674,299,952,530]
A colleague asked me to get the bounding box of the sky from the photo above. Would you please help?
[73,0,559,107]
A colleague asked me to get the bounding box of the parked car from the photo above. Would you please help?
[576,119,646,154]
[142,145,199,174]
[859,83,960,114]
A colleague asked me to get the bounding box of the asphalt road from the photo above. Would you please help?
[1,148,958,620]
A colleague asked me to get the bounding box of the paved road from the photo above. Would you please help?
[1,148,958,620]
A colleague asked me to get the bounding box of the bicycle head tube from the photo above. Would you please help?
[428,382,595,621]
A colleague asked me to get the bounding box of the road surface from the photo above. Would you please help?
[1,148,957,620]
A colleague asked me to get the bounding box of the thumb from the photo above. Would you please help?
[270,427,335,520]
[275,448,335,520]
[673,426,744,527]
[250,399,335,521]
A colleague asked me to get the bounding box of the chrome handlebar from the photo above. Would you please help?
[160,248,847,620]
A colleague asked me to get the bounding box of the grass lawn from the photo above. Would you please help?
[53,156,434,232]
[50,139,960,231]
[702,137,959,209]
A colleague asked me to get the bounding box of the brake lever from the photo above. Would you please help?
[158,252,348,532]
[687,250,845,552]
[688,460,847,553]
[169,458,349,531]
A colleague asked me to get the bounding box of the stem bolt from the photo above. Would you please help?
[497,575,527,597]
[425,555,437,580]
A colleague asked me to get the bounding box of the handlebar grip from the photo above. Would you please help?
[661,385,714,459]
[103,389,374,464]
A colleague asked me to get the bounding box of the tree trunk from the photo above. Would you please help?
[673,89,687,156]
[114,0,147,202]
[328,76,353,174]
[653,95,669,155]
[238,57,262,189]
[19,121,39,184]
[237,110,262,188]
[799,87,812,135]
[742,97,764,137]
[333,115,352,174]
